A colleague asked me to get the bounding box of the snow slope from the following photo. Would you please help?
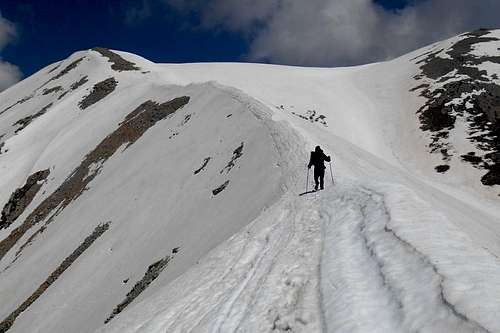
[1,30,500,333]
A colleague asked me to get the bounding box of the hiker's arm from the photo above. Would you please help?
[325,155,331,162]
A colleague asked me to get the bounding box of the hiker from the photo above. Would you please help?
[308,145,331,190]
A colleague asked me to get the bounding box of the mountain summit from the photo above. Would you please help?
[1,30,500,333]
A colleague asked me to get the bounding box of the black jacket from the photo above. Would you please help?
[308,149,331,169]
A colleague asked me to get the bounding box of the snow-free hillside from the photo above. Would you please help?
[0,30,500,333]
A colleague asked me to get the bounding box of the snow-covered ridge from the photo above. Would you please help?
[0,30,500,333]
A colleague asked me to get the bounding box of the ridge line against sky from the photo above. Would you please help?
[0,0,499,91]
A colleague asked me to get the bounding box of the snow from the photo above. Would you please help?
[1,31,500,333]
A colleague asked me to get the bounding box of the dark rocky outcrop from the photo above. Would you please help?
[78,78,118,110]
[13,103,53,133]
[412,29,500,185]
[212,180,229,195]
[58,76,89,100]
[92,47,140,72]
[0,170,50,230]
[49,57,84,82]
[221,142,244,174]
[105,254,173,323]
[0,96,33,116]
[70,76,89,90]
[435,165,450,173]
[292,109,328,126]
[194,157,211,175]
[42,86,63,95]
[0,96,189,262]
[0,222,110,333]
[0,135,5,155]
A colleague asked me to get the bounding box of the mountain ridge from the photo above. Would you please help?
[1,30,500,332]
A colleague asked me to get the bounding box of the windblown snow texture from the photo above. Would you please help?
[1,30,500,333]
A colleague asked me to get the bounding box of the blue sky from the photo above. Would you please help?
[0,0,408,76]
[0,0,249,76]
[0,0,498,89]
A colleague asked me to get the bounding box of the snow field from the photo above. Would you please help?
[1,34,500,333]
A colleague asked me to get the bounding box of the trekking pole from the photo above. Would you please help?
[329,161,334,184]
[306,167,310,192]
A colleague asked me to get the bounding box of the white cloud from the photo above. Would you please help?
[165,0,500,66]
[0,60,21,91]
[0,12,21,92]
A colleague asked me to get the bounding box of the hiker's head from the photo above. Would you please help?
[315,146,322,153]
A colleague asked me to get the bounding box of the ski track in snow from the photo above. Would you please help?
[319,184,490,333]
[100,180,500,333]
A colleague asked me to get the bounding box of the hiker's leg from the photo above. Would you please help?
[314,168,320,190]
[319,169,325,190]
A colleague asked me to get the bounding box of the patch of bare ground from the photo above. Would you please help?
[0,170,50,230]
[13,103,53,134]
[47,63,61,73]
[31,58,85,95]
[49,57,84,82]
[0,96,189,262]
[412,29,500,185]
[105,251,177,324]
[221,142,244,174]
[70,76,89,90]
[194,157,210,174]
[0,135,5,155]
[42,86,63,95]
[58,76,89,100]
[92,47,140,71]
[0,222,110,333]
[78,78,118,109]
[0,96,33,116]
[292,109,328,126]
[212,180,230,195]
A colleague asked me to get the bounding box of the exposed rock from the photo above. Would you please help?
[92,47,140,72]
[435,165,450,173]
[0,96,33,116]
[13,103,53,133]
[47,63,61,73]
[105,255,172,323]
[42,86,63,95]
[221,142,244,174]
[180,114,191,126]
[0,170,50,230]
[70,76,89,90]
[0,96,189,261]
[49,57,84,82]
[412,28,500,185]
[212,180,229,195]
[292,109,328,126]
[194,157,210,175]
[418,100,456,133]
[58,76,89,100]
[461,152,483,165]
[79,78,118,110]
[0,222,110,333]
